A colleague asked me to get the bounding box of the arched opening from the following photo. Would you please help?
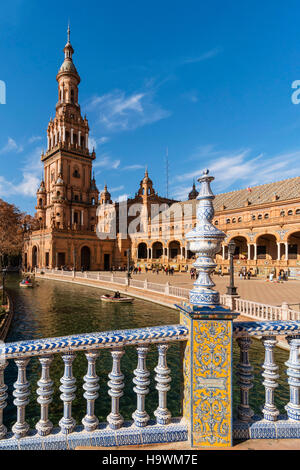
[32,246,38,268]
[137,242,147,259]
[169,240,181,259]
[256,234,277,260]
[287,232,300,260]
[152,242,163,259]
[81,246,91,270]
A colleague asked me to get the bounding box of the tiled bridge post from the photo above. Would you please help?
[179,304,236,447]
[178,169,238,448]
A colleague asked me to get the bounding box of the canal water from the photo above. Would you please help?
[4,274,290,431]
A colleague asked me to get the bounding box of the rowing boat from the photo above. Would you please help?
[100,294,134,303]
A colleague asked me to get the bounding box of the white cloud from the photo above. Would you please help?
[86,89,171,132]
[28,136,42,144]
[93,153,120,170]
[181,90,199,103]
[0,146,42,199]
[181,47,222,65]
[121,164,144,171]
[171,145,300,199]
[88,135,110,152]
[0,137,23,154]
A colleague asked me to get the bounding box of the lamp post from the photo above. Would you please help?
[226,240,237,296]
[127,248,131,281]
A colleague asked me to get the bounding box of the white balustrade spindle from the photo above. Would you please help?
[107,348,125,430]
[12,358,31,438]
[285,337,300,421]
[0,360,8,439]
[36,355,54,436]
[261,337,279,421]
[154,344,171,425]
[59,352,76,434]
[236,337,254,422]
[132,346,150,427]
[82,350,100,432]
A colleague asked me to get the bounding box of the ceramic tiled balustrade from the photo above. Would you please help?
[0,321,300,449]
[8,170,300,449]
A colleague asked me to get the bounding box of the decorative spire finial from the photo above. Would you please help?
[186,169,226,306]
[67,22,70,44]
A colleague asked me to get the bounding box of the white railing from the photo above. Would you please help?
[169,286,189,299]
[36,269,300,320]
[0,325,188,447]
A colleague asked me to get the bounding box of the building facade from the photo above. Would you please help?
[24,32,300,279]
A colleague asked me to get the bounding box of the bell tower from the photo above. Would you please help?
[39,26,97,231]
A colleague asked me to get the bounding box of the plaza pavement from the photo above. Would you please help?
[116,271,300,307]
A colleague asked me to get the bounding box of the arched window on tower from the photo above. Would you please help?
[71,89,74,103]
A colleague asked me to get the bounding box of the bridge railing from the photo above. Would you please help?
[232,321,300,439]
[36,269,299,320]
[1,321,300,447]
[0,324,188,448]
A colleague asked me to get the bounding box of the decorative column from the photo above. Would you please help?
[285,242,289,261]
[285,336,300,420]
[12,358,31,438]
[132,346,150,427]
[222,244,225,260]
[253,243,257,261]
[82,350,100,432]
[261,337,279,421]
[0,360,8,439]
[247,244,251,260]
[236,337,254,422]
[154,344,171,424]
[36,355,54,436]
[177,169,238,448]
[277,242,281,261]
[59,352,76,434]
[107,348,125,429]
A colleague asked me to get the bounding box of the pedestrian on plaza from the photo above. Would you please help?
[138,267,141,274]
[247,271,251,280]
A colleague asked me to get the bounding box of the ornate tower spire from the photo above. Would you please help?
[67,23,70,44]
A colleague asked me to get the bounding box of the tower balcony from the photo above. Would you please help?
[42,141,95,160]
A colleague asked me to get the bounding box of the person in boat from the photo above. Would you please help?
[113,291,121,299]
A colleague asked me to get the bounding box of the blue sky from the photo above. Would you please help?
[1,0,300,214]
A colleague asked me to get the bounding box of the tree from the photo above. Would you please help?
[0,199,36,267]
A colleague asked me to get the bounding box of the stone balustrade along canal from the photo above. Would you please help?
[1,169,300,449]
